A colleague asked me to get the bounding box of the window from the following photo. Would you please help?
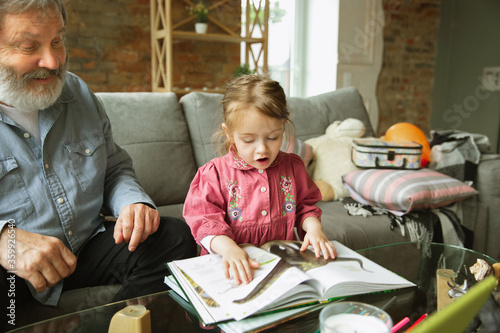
[243,0,339,97]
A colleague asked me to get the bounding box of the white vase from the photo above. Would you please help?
[195,23,208,34]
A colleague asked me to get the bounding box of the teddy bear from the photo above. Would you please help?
[305,118,366,201]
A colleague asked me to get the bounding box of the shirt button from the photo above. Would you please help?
[85,148,91,154]
[24,133,30,138]
[58,198,64,204]
[260,187,267,193]
[258,169,264,174]
[44,163,50,169]
[68,230,73,236]
[261,210,267,216]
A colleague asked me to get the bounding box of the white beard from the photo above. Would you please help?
[0,61,67,113]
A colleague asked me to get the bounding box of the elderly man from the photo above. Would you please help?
[0,0,196,328]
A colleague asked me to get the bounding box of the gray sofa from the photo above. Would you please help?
[16,87,500,327]
[98,87,499,256]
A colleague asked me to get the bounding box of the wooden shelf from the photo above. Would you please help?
[151,0,269,92]
[172,31,265,44]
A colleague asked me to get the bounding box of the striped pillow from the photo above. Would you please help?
[342,169,478,215]
[281,135,313,166]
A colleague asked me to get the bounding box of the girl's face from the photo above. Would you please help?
[225,109,285,170]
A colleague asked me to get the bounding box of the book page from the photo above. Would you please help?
[172,245,316,321]
[307,241,415,300]
[167,261,230,323]
[175,246,280,300]
[167,274,325,333]
[167,240,414,325]
[260,240,414,301]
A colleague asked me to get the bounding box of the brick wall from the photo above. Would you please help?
[65,0,440,133]
[65,0,152,92]
[376,0,441,136]
[65,0,241,93]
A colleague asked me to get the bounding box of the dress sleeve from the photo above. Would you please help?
[183,162,234,246]
[290,154,322,238]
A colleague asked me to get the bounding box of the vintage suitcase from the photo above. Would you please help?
[351,138,422,169]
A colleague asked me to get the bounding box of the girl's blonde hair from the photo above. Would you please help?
[215,74,294,155]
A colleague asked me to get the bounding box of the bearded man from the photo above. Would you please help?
[0,0,196,329]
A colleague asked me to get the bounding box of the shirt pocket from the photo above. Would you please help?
[64,132,107,194]
[0,156,35,222]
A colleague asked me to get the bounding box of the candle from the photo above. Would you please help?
[322,313,390,333]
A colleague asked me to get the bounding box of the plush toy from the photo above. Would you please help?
[305,118,366,201]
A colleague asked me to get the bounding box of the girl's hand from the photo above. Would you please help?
[222,247,260,285]
[210,235,260,284]
[301,217,337,260]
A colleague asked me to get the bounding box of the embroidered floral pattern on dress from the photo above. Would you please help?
[227,180,243,221]
[233,155,248,169]
[280,176,295,215]
[230,148,250,170]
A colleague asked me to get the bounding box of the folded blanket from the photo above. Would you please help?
[341,197,436,242]
[342,197,465,249]
[429,130,491,182]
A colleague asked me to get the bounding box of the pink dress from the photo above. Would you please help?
[183,150,322,255]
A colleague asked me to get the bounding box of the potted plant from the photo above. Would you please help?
[233,64,255,77]
[187,2,209,34]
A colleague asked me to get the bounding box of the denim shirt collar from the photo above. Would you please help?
[57,81,77,105]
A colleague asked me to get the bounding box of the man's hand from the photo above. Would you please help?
[113,203,160,252]
[0,228,77,293]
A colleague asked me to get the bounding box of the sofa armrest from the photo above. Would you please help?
[476,154,500,201]
[476,154,500,260]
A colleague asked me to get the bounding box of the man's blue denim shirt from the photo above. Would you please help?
[0,72,155,305]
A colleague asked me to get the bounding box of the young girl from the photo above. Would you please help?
[183,75,336,285]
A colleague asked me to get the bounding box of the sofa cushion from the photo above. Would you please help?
[342,169,479,215]
[180,92,224,168]
[157,203,185,221]
[96,92,197,207]
[318,201,410,250]
[181,87,375,168]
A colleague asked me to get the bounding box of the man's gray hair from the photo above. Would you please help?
[0,0,68,28]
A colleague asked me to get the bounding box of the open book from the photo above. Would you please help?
[166,240,415,325]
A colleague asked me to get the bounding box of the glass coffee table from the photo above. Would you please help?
[8,242,498,333]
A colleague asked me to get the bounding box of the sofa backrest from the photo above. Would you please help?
[96,92,197,207]
[288,86,376,140]
[181,87,375,168]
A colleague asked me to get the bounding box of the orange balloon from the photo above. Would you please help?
[384,122,430,167]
